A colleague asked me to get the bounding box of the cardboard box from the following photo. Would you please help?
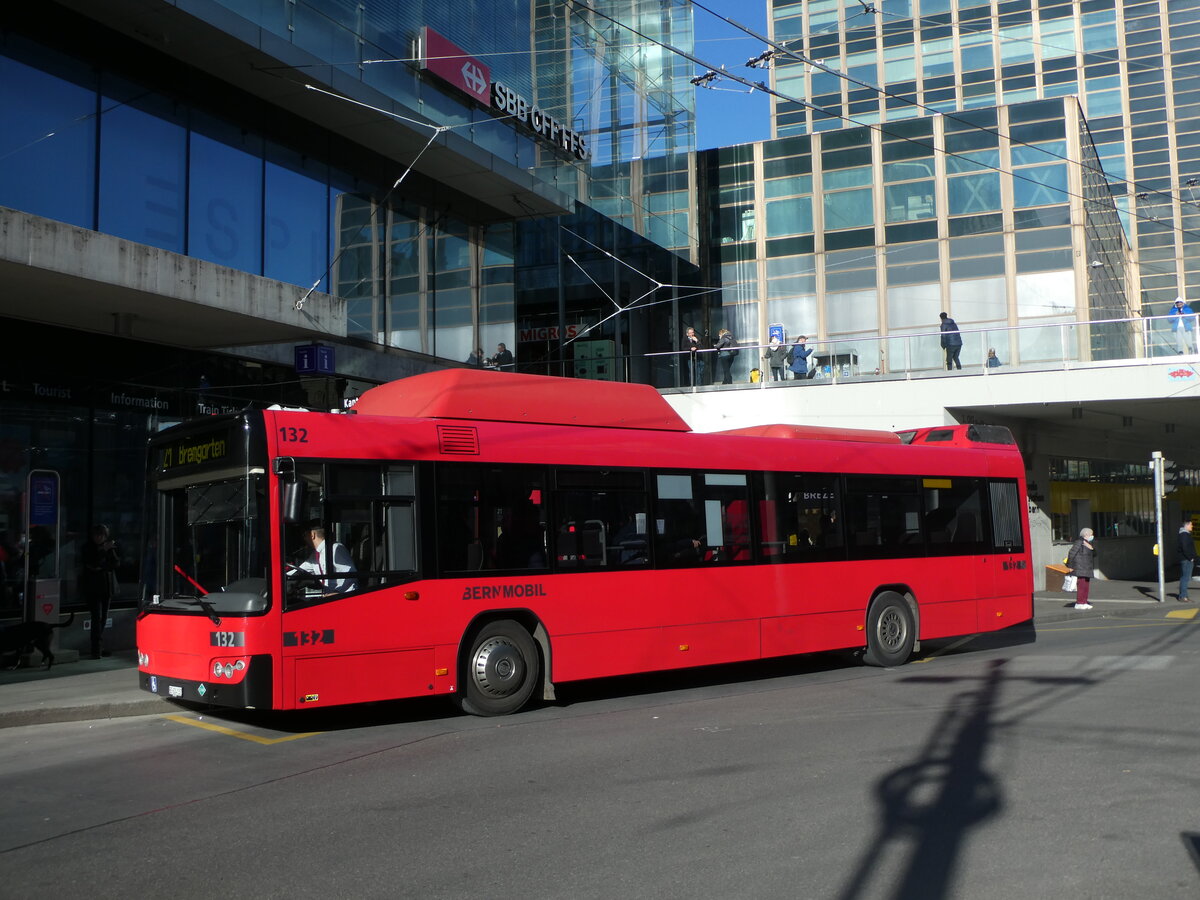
[1045,563,1070,592]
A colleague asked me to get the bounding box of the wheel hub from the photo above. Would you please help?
[472,637,526,697]
[878,608,907,650]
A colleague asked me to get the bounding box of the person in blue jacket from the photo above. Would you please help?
[789,336,816,379]
[1169,296,1195,353]
[939,312,963,370]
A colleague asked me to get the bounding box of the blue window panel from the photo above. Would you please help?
[766,197,814,237]
[823,188,874,230]
[946,150,1000,174]
[948,173,1001,214]
[264,147,330,290]
[0,54,96,228]
[187,124,264,274]
[1086,90,1124,118]
[885,181,936,222]
[98,87,187,253]
[1012,141,1067,166]
[1013,164,1069,208]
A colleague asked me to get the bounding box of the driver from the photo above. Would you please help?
[292,522,357,595]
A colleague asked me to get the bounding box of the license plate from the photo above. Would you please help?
[168,685,183,698]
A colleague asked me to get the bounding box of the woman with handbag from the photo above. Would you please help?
[80,524,120,658]
[1066,527,1097,611]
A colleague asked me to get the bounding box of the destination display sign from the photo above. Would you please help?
[157,426,238,474]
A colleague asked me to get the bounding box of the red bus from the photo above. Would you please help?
[137,369,1033,716]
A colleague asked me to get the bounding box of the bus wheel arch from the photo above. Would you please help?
[863,588,918,668]
[455,612,548,716]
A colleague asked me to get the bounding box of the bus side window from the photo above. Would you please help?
[655,472,750,567]
[437,463,548,574]
[552,468,648,569]
[844,476,922,558]
[923,477,986,555]
[756,472,841,562]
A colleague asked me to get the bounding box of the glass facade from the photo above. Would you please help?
[0,320,387,620]
[0,1,704,626]
[768,0,1199,346]
[697,96,1131,377]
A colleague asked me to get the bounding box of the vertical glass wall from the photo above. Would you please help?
[698,96,1132,378]
[202,0,697,254]
[0,34,353,295]
[766,1,1199,363]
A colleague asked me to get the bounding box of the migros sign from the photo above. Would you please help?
[420,27,590,162]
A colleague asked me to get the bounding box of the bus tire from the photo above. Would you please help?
[457,619,539,716]
[863,592,915,668]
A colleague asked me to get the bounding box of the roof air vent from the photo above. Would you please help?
[438,425,479,454]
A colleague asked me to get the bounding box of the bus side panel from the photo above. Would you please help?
[917,598,981,640]
[279,597,460,708]
[978,591,1034,630]
[290,649,437,708]
[550,627,666,682]
[660,620,760,669]
[760,611,866,656]
[551,619,760,682]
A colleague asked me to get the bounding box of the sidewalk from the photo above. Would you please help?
[0,579,1192,728]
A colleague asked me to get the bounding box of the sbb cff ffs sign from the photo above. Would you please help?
[491,82,589,161]
[420,27,589,161]
[420,27,491,104]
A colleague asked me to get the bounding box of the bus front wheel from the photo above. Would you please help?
[863,593,915,668]
[457,620,539,716]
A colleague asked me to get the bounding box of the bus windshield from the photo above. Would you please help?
[155,474,269,614]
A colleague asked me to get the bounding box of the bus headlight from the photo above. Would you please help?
[211,658,250,679]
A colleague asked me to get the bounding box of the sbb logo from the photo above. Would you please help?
[461,62,487,97]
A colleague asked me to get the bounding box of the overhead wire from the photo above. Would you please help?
[689,0,1200,220]
[568,0,1155,242]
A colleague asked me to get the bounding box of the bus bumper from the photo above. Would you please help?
[140,654,274,709]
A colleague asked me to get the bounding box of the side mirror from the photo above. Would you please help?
[282,481,304,523]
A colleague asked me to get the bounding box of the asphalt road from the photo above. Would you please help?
[2,613,1198,899]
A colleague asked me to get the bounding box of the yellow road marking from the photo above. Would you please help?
[162,713,320,745]
[1167,608,1199,620]
[1038,619,1195,632]
[914,634,978,663]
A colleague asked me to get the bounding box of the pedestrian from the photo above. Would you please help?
[789,335,816,379]
[939,312,963,370]
[681,326,706,385]
[1169,296,1195,353]
[987,348,1001,368]
[465,347,485,367]
[490,343,514,371]
[1066,527,1097,610]
[714,328,738,384]
[80,524,120,658]
[762,336,788,381]
[1178,520,1196,602]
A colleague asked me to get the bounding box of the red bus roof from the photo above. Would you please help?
[712,423,901,444]
[353,370,692,432]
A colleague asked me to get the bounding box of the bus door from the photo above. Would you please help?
[982,476,1031,626]
[919,476,990,634]
[277,460,426,708]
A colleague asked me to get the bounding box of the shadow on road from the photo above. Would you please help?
[835,611,1197,899]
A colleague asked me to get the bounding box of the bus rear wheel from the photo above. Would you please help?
[457,620,539,716]
[863,593,915,668]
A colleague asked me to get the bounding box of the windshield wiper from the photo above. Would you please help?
[172,564,222,624]
[196,598,222,626]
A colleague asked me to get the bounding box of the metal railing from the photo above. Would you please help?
[641,312,1199,391]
